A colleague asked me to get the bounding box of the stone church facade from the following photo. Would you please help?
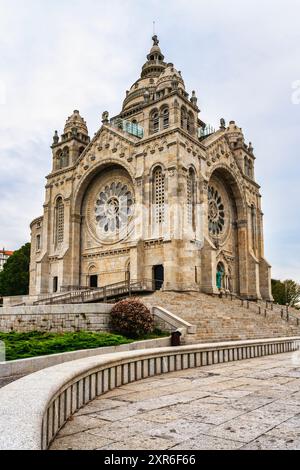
[29,36,272,300]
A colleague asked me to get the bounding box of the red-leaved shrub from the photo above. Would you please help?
[110,298,154,338]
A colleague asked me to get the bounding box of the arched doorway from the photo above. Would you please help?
[88,265,98,288]
[153,265,164,291]
[206,167,246,296]
[216,262,225,290]
[125,261,131,284]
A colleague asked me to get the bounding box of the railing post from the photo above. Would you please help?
[103,286,107,302]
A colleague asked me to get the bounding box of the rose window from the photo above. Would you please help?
[208,186,225,236]
[95,182,134,233]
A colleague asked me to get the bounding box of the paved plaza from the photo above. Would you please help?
[50,352,300,450]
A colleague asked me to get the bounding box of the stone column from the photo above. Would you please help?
[163,165,180,289]
[201,237,219,294]
[69,213,82,287]
[130,241,144,281]
[237,219,249,297]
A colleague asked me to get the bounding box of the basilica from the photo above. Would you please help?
[29,36,272,300]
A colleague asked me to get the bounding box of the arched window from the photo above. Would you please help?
[62,147,69,167]
[153,167,165,224]
[181,107,187,130]
[36,234,41,251]
[187,168,196,230]
[55,197,64,245]
[150,109,159,134]
[161,106,169,129]
[187,111,195,134]
[56,150,63,170]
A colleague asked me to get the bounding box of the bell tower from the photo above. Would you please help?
[51,110,90,172]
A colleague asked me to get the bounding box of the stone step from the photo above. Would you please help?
[140,290,300,343]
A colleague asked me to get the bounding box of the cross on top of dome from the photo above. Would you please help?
[152,35,159,46]
[147,34,165,62]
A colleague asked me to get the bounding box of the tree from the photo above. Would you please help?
[272,278,300,308]
[0,243,31,297]
[271,279,286,305]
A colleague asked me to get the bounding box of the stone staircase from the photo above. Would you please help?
[139,291,300,344]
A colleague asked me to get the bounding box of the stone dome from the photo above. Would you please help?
[121,36,188,111]
[64,110,89,136]
[156,64,185,91]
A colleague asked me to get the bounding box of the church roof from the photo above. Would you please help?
[64,110,89,136]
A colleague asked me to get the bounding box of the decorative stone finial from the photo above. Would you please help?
[152,35,159,46]
[220,118,226,130]
[102,111,109,124]
[53,131,59,145]
[191,91,198,106]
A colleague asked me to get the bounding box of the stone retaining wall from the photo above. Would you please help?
[0,304,195,336]
[0,304,112,333]
[0,336,299,450]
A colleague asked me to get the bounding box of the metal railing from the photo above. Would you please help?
[33,278,158,306]
[110,118,144,139]
[198,124,215,140]
[218,292,300,328]
[60,285,92,293]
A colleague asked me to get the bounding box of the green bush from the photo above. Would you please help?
[110,298,154,338]
[0,331,133,361]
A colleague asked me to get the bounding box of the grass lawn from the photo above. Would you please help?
[0,330,168,361]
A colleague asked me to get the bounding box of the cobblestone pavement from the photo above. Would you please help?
[50,352,300,450]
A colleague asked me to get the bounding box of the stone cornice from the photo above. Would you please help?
[30,216,44,228]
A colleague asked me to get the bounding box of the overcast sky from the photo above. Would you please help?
[0,0,299,282]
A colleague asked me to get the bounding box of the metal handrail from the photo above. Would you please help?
[221,292,300,327]
[33,278,159,306]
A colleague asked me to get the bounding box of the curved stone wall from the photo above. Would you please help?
[0,337,299,450]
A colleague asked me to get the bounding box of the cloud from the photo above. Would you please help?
[0,0,299,282]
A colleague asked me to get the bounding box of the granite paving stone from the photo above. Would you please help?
[50,352,300,450]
